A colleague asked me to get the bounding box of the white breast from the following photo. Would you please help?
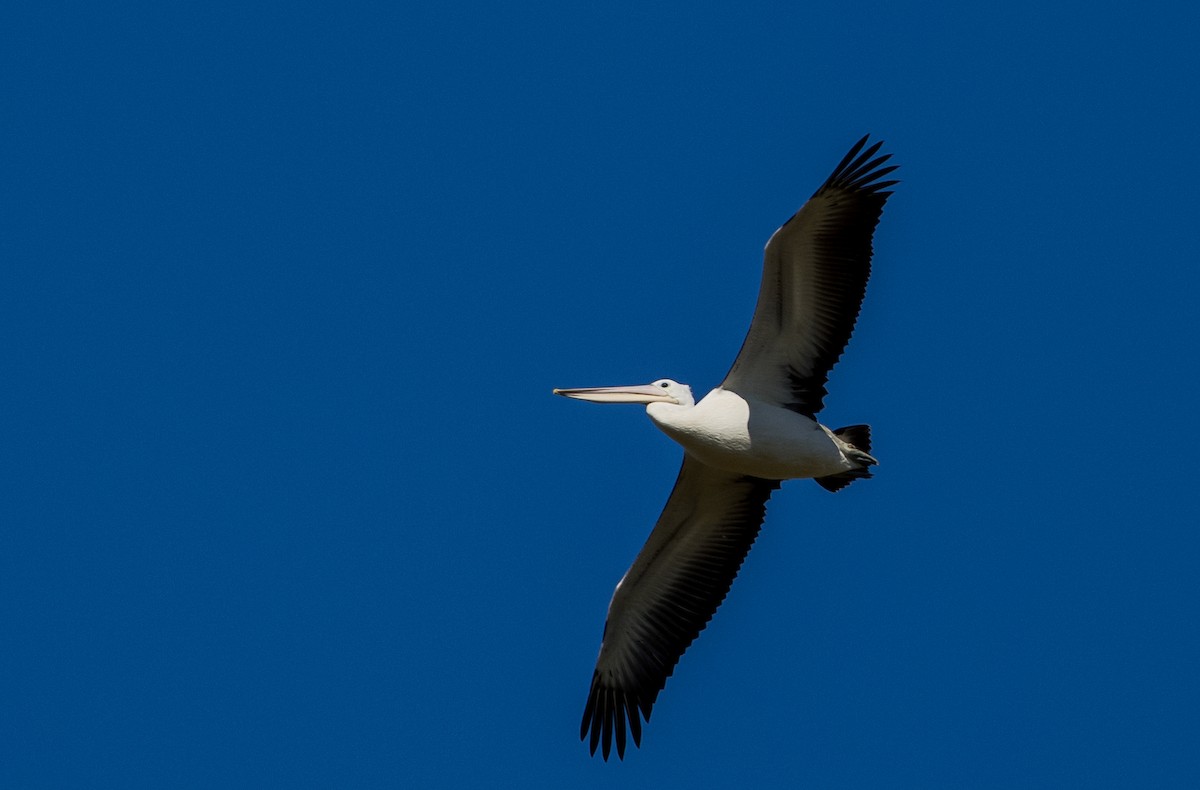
[646,388,851,480]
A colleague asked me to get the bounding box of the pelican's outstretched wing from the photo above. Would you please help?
[580,456,780,759]
[722,136,898,417]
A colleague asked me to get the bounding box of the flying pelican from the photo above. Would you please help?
[554,136,898,760]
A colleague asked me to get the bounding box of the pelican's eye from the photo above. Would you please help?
[660,382,669,388]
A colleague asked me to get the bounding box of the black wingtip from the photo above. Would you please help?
[830,135,872,180]
[816,135,901,197]
[581,680,637,760]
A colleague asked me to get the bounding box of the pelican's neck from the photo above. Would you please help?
[645,400,691,421]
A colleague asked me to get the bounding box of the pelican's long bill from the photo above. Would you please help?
[552,384,676,404]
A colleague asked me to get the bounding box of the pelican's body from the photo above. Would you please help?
[555,136,898,760]
[645,387,861,480]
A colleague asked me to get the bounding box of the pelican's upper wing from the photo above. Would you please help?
[580,455,780,760]
[721,136,897,417]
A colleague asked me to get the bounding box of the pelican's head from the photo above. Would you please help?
[553,378,695,407]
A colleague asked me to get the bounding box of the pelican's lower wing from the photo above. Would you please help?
[580,455,781,759]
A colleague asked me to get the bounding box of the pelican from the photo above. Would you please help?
[554,136,898,760]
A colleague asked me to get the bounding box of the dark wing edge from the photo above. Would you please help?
[817,134,900,202]
[722,135,898,416]
[580,456,780,760]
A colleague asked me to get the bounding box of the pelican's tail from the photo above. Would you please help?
[815,424,877,493]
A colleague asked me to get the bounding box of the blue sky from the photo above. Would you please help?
[4,1,1199,787]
